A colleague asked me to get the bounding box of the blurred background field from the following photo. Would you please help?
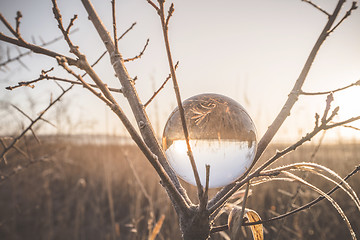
[0,136,359,240]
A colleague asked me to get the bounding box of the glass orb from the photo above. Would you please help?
[162,93,257,188]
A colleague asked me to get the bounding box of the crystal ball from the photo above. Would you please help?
[162,93,257,188]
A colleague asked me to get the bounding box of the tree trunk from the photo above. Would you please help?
[179,208,211,240]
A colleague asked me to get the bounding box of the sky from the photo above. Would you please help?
[0,0,360,143]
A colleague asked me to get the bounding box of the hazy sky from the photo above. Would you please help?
[1,0,360,142]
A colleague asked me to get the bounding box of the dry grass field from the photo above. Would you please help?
[0,137,359,240]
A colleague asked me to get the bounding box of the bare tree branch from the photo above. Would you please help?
[328,1,358,35]
[81,0,191,213]
[165,3,174,28]
[0,29,78,68]
[200,165,210,211]
[0,85,74,164]
[208,94,358,213]
[0,32,78,66]
[111,0,118,52]
[302,0,331,17]
[51,4,186,212]
[209,0,347,211]
[52,0,79,55]
[124,38,149,62]
[343,125,360,131]
[144,61,178,108]
[300,79,360,95]
[0,13,19,38]
[254,0,345,166]
[11,104,33,122]
[15,11,23,37]
[89,22,136,68]
[65,15,78,35]
[157,0,204,200]
[6,73,123,93]
[147,0,160,12]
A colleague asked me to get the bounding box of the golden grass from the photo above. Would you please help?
[0,138,359,239]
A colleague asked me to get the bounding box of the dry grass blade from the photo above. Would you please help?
[244,209,264,240]
[228,206,245,239]
[282,171,356,240]
[149,214,165,240]
[228,183,250,240]
[251,177,295,186]
[228,207,264,240]
[262,162,360,211]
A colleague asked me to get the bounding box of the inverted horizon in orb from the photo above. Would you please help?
[162,93,257,188]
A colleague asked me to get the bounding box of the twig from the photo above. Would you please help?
[328,1,358,35]
[87,22,137,70]
[0,13,19,38]
[0,32,78,66]
[324,115,360,130]
[15,11,23,38]
[302,0,331,17]
[52,0,79,54]
[39,117,57,128]
[321,93,333,125]
[343,125,360,131]
[300,79,360,95]
[111,0,118,51]
[0,139,8,164]
[0,85,73,164]
[209,0,347,211]
[0,29,78,68]
[165,3,174,28]
[11,104,33,122]
[157,0,204,200]
[144,61,179,108]
[66,15,78,34]
[124,38,149,62]
[90,22,137,69]
[56,57,111,103]
[125,153,153,210]
[52,0,122,106]
[200,165,210,211]
[15,56,30,71]
[147,0,160,12]
[118,22,137,40]
[29,128,41,144]
[6,73,123,93]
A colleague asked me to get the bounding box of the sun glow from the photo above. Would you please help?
[332,87,360,139]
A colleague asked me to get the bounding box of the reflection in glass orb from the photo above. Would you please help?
[162,93,257,188]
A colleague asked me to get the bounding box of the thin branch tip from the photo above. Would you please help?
[302,0,331,16]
